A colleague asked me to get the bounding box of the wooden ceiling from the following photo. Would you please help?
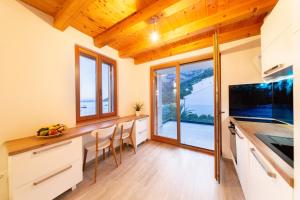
[21,0,277,64]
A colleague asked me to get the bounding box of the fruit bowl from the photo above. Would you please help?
[36,133,63,138]
[36,124,66,138]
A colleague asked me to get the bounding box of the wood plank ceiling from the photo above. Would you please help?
[21,0,277,64]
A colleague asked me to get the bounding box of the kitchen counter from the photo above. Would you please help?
[230,117,294,187]
[5,114,149,156]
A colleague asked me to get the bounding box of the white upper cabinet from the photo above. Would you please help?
[261,0,292,50]
[261,0,293,76]
[292,0,300,33]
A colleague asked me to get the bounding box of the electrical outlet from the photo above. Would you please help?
[0,171,8,200]
[0,170,7,181]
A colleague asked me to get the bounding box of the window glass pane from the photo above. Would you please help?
[80,55,97,117]
[154,67,177,140]
[180,60,214,150]
[102,62,114,113]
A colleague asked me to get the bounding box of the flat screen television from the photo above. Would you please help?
[229,79,293,124]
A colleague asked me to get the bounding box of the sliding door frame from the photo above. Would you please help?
[150,63,179,146]
[150,54,214,155]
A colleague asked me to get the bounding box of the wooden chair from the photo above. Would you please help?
[83,125,119,183]
[112,120,136,164]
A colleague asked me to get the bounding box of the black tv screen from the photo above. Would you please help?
[273,79,293,124]
[229,79,293,124]
[229,83,273,118]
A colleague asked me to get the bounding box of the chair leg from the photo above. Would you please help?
[94,149,99,184]
[129,136,136,154]
[103,148,106,160]
[111,144,119,167]
[83,149,88,171]
[120,139,123,164]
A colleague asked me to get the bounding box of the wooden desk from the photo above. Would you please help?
[5,114,149,156]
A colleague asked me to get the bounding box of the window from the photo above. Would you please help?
[75,46,117,122]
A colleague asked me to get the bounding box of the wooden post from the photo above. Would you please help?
[213,31,222,183]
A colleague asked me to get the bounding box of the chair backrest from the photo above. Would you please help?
[119,120,134,130]
[118,120,135,135]
[90,124,116,139]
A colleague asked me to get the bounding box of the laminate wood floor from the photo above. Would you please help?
[56,141,245,200]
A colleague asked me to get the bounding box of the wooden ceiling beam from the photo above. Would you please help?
[53,0,95,31]
[120,0,276,58]
[93,0,181,48]
[107,0,201,48]
[134,22,262,64]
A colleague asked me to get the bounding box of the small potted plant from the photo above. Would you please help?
[134,102,143,116]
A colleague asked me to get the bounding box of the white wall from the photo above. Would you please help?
[221,44,263,158]
[135,36,262,158]
[0,1,136,198]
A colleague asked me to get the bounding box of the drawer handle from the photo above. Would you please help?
[33,141,72,155]
[138,129,147,134]
[33,165,72,186]
[263,64,283,75]
[250,148,276,178]
[236,131,244,140]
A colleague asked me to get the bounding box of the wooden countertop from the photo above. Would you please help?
[5,115,149,156]
[230,117,294,188]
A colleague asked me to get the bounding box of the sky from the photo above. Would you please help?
[80,56,110,101]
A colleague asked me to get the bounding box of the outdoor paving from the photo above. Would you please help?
[158,121,214,150]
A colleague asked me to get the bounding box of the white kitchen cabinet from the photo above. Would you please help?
[231,123,293,200]
[134,117,149,148]
[247,143,293,200]
[8,137,83,200]
[292,0,300,33]
[261,26,293,75]
[235,127,249,199]
[261,0,292,50]
[261,0,293,76]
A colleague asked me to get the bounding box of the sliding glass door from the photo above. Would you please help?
[151,57,214,151]
[180,60,214,150]
[152,66,178,141]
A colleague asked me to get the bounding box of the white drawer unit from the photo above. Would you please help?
[8,137,83,200]
[230,121,293,200]
[234,127,249,199]
[134,117,149,148]
[248,143,293,200]
[12,160,82,200]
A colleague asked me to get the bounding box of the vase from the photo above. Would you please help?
[136,111,141,116]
